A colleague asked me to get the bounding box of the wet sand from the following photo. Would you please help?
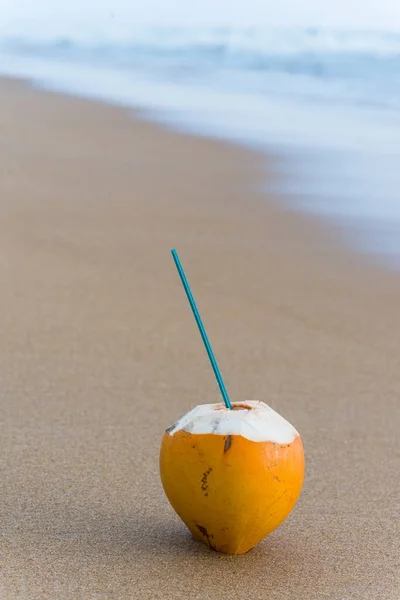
[0,78,399,599]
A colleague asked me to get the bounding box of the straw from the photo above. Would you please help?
[171,249,232,410]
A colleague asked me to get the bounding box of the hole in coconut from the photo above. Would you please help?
[213,403,252,411]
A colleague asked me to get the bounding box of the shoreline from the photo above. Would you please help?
[3,69,400,272]
[1,76,399,599]
[2,70,400,271]
[0,76,375,271]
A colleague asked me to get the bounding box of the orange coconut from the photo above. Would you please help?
[159,401,304,555]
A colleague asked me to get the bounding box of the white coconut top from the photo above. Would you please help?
[166,401,298,444]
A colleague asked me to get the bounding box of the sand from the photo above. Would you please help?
[0,78,399,600]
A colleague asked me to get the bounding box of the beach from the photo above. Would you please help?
[0,77,399,599]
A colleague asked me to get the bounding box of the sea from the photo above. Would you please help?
[1,17,400,268]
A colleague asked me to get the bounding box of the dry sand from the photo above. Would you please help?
[0,78,399,600]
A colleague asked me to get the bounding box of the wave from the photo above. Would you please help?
[2,28,400,85]
[2,25,400,58]
[1,26,400,115]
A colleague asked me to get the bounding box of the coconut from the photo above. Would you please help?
[160,401,304,555]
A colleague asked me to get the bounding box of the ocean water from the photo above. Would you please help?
[1,22,400,267]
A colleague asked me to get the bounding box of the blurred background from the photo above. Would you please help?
[1,0,400,266]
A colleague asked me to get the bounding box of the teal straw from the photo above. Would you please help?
[171,249,232,410]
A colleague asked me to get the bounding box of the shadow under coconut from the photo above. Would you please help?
[11,497,314,599]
